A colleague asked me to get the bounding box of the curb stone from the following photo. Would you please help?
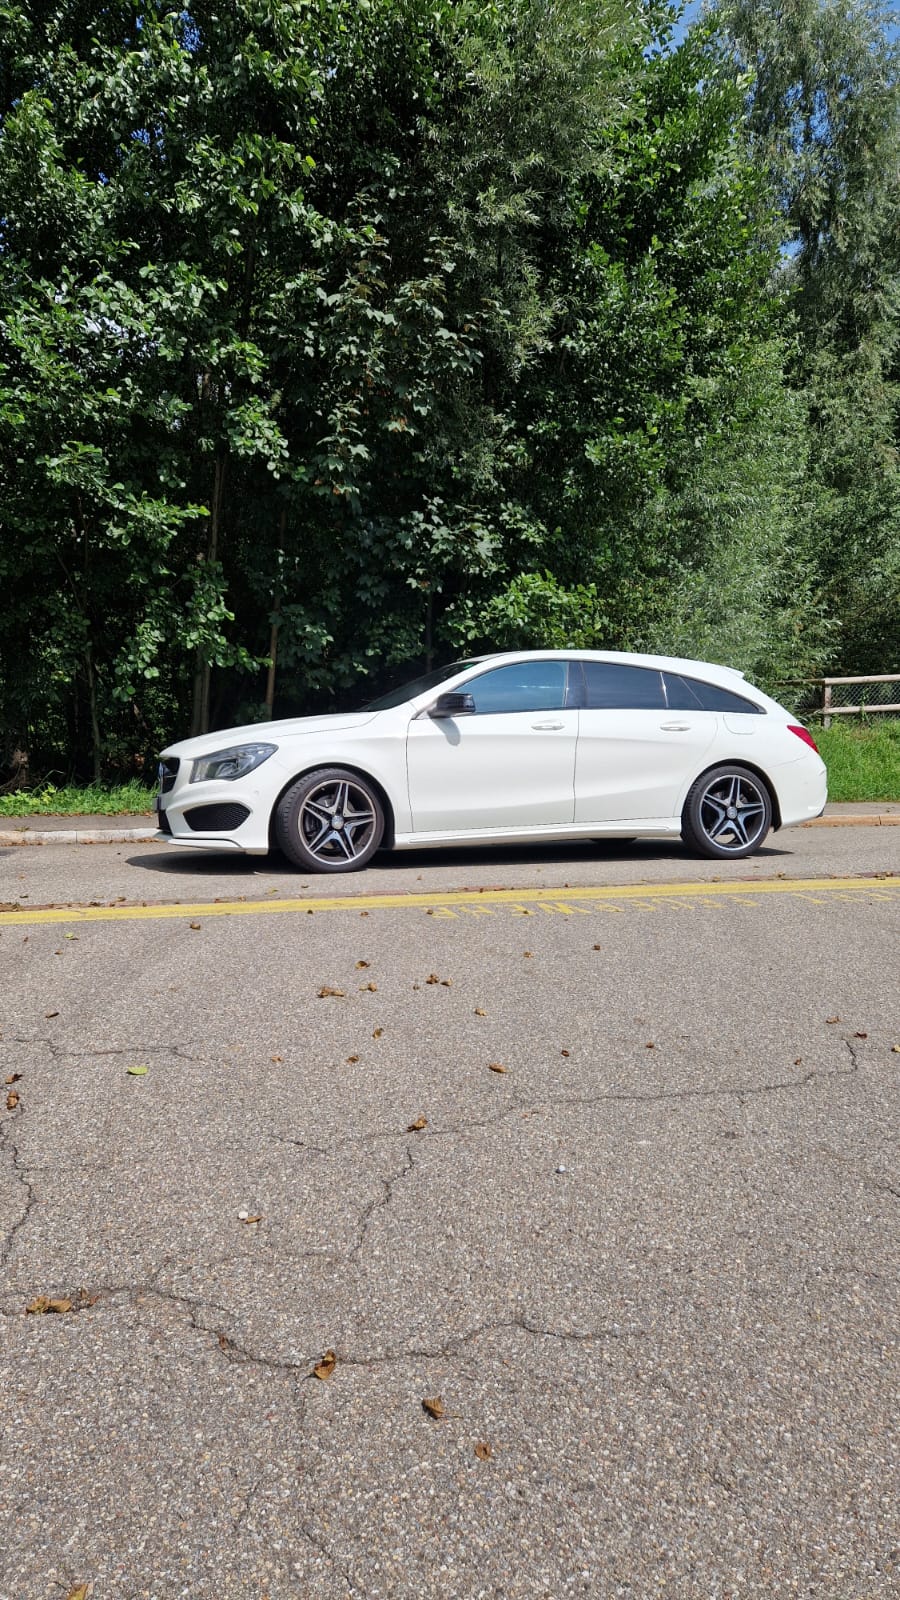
[0,807,897,846]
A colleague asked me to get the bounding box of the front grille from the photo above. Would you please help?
[157,808,173,836]
[184,803,250,833]
[158,757,180,794]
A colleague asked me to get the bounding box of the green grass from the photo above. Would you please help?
[1,722,897,813]
[814,718,900,802]
[0,779,156,817]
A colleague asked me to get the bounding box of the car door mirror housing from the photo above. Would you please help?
[430,691,476,717]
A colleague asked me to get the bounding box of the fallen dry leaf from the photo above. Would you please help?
[317,986,345,998]
[854,1031,868,1039]
[240,1214,262,1225]
[356,960,370,969]
[189,921,201,931]
[360,910,369,917]
[474,1007,486,1017]
[65,1585,90,1600]
[593,944,602,951]
[425,974,440,985]
[645,1042,655,1050]
[794,1057,803,1065]
[441,979,452,988]
[5,1072,22,1085]
[523,951,533,958]
[126,1065,148,1076]
[270,1055,283,1063]
[422,1395,445,1420]
[313,1349,337,1381]
[26,1296,73,1315]
[45,1010,59,1019]
[360,982,378,992]
[6,1090,19,1110]
[892,1044,900,1053]
[64,933,78,940]
[487,1062,508,1075]
[474,1441,493,1460]
[826,1016,841,1024]
[407,1115,428,1131]
[346,1054,360,1064]
[560,1049,570,1058]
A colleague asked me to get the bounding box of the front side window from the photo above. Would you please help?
[582,662,666,710]
[466,661,568,714]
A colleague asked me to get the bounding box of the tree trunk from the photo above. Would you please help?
[84,643,102,784]
[264,509,286,718]
[425,588,434,672]
[190,450,227,737]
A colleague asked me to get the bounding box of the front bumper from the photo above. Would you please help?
[155,759,273,855]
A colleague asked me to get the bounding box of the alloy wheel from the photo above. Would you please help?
[298,777,379,865]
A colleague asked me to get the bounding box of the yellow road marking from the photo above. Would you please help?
[0,876,896,928]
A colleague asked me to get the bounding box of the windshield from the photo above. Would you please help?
[364,660,480,711]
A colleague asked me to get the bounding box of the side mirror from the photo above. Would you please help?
[430,691,476,717]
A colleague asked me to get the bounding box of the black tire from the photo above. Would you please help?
[681,764,772,859]
[275,767,385,872]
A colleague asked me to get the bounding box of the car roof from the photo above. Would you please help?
[457,649,749,685]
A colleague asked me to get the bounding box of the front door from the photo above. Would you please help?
[407,659,578,834]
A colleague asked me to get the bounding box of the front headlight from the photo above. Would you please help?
[189,743,277,784]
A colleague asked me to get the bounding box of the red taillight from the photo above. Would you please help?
[788,724,819,752]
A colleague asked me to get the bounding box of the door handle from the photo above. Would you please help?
[660,722,690,731]
[531,720,565,730]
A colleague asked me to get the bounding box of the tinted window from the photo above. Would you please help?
[467,661,568,714]
[663,673,764,714]
[365,660,480,710]
[583,662,666,710]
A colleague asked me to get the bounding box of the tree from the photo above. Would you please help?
[712,0,900,671]
[1,0,821,778]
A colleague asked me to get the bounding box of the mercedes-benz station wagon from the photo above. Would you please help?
[155,650,827,870]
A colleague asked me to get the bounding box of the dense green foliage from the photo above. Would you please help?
[0,0,897,780]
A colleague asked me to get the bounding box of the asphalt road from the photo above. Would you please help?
[1,830,898,1600]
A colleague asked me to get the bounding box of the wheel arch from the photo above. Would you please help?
[683,758,782,831]
[268,762,397,852]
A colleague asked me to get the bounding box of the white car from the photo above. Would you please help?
[155,650,827,869]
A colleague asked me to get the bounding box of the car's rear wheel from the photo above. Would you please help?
[275,768,384,871]
[681,765,772,859]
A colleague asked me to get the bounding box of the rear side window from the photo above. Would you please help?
[467,661,568,714]
[583,662,666,710]
[664,672,764,713]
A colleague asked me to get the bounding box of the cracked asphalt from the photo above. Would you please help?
[1,829,898,1600]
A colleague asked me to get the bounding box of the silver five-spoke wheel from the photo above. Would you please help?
[275,767,385,871]
[682,765,772,859]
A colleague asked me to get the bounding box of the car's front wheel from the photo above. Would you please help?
[275,768,385,871]
[681,765,772,859]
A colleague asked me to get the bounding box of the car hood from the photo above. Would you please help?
[161,710,381,761]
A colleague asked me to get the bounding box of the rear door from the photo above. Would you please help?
[574,662,718,823]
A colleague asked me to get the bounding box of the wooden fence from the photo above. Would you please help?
[810,674,900,727]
